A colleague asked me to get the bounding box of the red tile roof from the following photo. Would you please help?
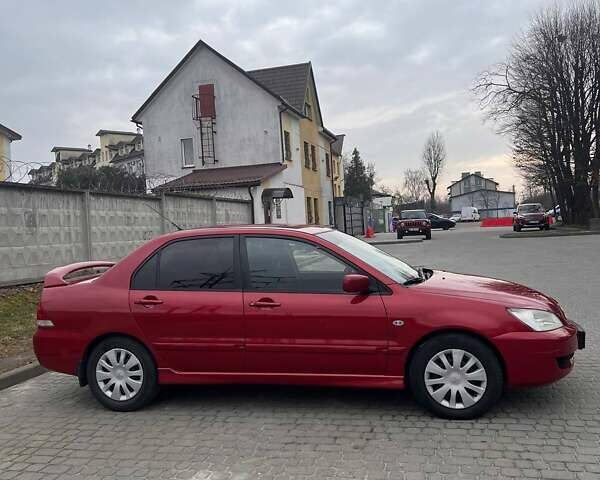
[155,162,287,191]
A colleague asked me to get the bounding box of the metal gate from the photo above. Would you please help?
[335,199,365,236]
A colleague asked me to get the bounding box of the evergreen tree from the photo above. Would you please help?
[344,148,374,202]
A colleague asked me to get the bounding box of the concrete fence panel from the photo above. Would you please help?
[0,184,86,285]
[89,193,163,261]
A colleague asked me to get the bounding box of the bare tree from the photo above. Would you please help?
[422,131,446,210]
[473,0,600,224]
[402,168,427,203]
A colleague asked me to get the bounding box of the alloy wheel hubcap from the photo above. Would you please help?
[96,348,143,401]
[424,349,487,409]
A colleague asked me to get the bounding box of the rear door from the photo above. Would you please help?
[242,235,389,375]
[130,235,244,373]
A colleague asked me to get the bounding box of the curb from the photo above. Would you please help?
[367,238,423,246]
[499,230,600,239]
[0,362,46,391]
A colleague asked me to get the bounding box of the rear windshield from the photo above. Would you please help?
[518,204,543,214]
[401,210,426,219]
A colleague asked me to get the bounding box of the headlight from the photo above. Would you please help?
[507,308,563,331]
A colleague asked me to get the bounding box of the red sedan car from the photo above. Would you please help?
[34,226,585,419]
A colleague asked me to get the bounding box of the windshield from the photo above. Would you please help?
[317,230,420,283]
[401,210,426,219]
[518,204,543,214]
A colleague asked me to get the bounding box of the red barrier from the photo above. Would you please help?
[480,216,555,227]
[481,217,514,227]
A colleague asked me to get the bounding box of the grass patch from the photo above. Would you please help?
[0,284,41,359]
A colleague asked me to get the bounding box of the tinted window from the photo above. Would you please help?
[156,237,235,290]
[131,253,158,290]
[245,237,355,293]
[401,210,426,219]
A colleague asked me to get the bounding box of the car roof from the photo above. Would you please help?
[402,209,425,212]
[157,224,333,241]
[519,203,542,207]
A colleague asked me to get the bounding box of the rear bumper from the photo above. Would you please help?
[493,322,584,387]
[33,328,84,376]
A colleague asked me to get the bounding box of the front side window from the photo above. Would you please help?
[181,138,194,167]
[131,237,236,290]
[244,237,356,293]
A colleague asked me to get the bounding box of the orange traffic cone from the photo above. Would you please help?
[365,226,375,238]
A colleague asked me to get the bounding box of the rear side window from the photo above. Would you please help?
[131,237,236,290]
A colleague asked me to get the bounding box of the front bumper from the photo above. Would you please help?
[493,321,585,387]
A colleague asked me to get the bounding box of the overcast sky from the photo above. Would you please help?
[1,0,551,193]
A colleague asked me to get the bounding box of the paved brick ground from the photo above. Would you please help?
[1,225,599,480]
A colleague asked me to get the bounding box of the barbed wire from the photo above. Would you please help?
[0,158,49,183]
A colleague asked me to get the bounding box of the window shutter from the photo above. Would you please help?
[198,84,216,118]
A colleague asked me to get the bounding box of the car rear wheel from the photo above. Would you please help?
[408,333,503,419]
[425,231,431,240]
[397,230,403,239]
[87,336,159,411]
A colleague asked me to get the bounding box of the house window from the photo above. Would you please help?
[325,153,331,177]
[328,201,333,225]
[284,130,292,161]
[181,138,194,167]
[311,145,317,171]
[304,102,312,119]
[304,142,310,168]
[314,198,320,224]
[306,197,313,224]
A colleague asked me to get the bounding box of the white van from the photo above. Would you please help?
[461,206,480,222]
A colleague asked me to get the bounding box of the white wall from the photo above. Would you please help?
[451,190,515,213]
[138,46,282,181]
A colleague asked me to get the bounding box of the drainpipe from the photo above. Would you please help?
[329,138,337,227]
[247,185,256,224]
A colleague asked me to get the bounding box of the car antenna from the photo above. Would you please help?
[144,203,183,231]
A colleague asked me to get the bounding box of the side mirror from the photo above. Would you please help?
[343,274,370,294]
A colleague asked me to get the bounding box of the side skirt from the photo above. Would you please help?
[158,369,404,389]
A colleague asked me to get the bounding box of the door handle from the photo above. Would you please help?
[134,296,164,306]
[249,299,281,308]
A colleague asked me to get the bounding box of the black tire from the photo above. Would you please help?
[425,231,431,240]
[443,226,449,230]
[397,230,403,239]
[515,226,521,232]
[544,224,550,231]
[408,333,503,419]
[86,336,159,412]
[512,225,517,232]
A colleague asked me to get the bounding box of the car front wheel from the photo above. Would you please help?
[87,336,159,412]
[408,333,503,419]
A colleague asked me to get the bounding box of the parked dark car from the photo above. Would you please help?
[513,203,550,231]
[397,210,431,240]
[427,213,456,230]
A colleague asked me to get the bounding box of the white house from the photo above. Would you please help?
[131,39,340,225]
[448,171,516,218]
[0,123,22,181]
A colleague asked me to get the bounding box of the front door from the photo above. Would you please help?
[130,235,244,373]
[242,235,389,375]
